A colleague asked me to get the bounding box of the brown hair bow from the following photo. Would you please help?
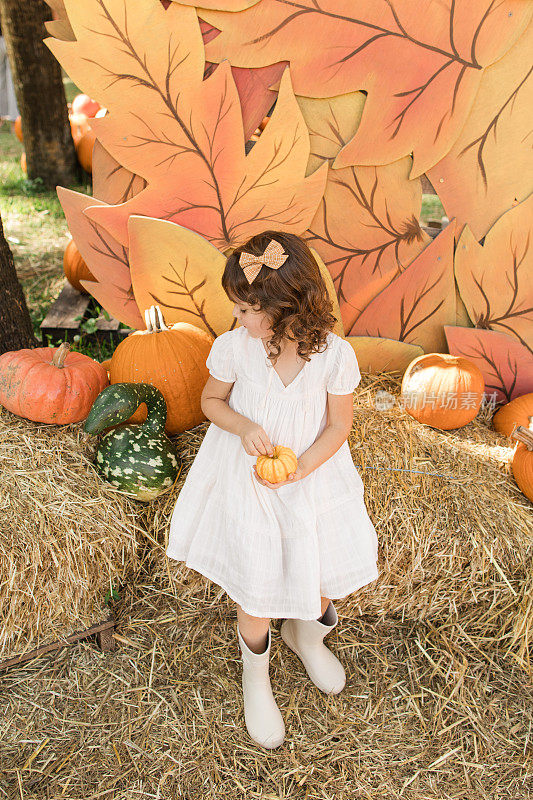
[238,239,289,284]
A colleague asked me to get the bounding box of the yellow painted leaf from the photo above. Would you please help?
[56,187,144,330]
[45,1,326,250]
[426,21,533,240]
[202,0,532,176]
[298,92,430,335]
[345,336,424,375]
[351,222,457,353]
[44,0,75,41]
[128,216,235,338]
[454,194,533,351]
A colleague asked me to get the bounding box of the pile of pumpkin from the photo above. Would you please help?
[0,307,531,503]
[15,92,102,176]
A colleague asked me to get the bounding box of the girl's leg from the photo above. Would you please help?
[235,602,285,748]
[319,596,331,619]
[236,602,270,653]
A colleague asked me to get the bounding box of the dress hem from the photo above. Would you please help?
[165,549,379,620]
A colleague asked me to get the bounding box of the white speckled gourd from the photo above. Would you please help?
[84,382,182,501]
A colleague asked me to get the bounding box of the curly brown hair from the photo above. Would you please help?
[222,231,337,364]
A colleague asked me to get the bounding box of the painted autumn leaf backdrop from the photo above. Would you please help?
[297,92,431,335]
[200,0,532,176]
[454,194,533,353]
[45,0,326,252]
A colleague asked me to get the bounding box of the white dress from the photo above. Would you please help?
[166,325,379,620]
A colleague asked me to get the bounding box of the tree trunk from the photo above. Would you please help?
[0,0,78,188]
[0,213,38,354]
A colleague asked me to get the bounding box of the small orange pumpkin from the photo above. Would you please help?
[14,115,23,142]
[107,305,214,435]
[72,93,101,118]
[493,393,533,438]
[401,353,485,430]
[76,128,96,173]
[256,446,298,483]
[0,342,108,424]
[20,152,27,173]
[63,239,95,293]
[509,425,533,502]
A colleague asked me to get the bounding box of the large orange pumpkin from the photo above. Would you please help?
[0,342,108,424]
[63,239,95,293]
[76,128,96,173]
[510,426,533,502]
[493,393,533,438]
[401,353,485,430]
[108,305,214,435]
[256,446,298,483]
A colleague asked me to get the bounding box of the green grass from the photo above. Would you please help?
[421,193,445,221]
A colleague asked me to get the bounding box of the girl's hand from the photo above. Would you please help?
[252,463,306,489]
[239,420,274,457]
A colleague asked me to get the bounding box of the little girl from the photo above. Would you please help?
[166,231,379,749]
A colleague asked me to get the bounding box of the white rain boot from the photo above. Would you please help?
[280,601,346,694]
[237,624,285,749]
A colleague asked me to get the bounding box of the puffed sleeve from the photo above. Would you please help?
[326,338,361,394]
[205,331,236,383]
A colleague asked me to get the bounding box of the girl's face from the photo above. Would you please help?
[230,297,273,339]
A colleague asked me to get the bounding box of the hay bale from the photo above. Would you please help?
[148,375,533,674]
[0,407,147,663]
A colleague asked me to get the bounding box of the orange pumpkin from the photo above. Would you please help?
[0,342,108,424]
[401,353,485,430]
[493,393,533,438]
[20,152,26,174]
[256,446,298,483]
[63,239,95,293]
[108,305,214,435]
[76,128,96,173]
[69,111,91,146]
[509,425,533,502]
[14,115,23,142]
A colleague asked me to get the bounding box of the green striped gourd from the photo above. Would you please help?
[84,382,181,501]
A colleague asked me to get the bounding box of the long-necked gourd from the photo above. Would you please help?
[84,383,181,501]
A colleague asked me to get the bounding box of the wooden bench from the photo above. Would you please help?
[40,281,134,345]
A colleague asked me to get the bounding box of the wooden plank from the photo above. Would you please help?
[40,282,90,336]
[0,613,116,671]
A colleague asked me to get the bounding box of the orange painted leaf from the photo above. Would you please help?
[56,187,144,330]
[174,0,260,9]
[128,216,234,339]
[345,336,424,375]
[351,222,457,353]
[308,247,344,339]
[426,21,533,240]
[92,140,147,205]
[445,326,533,402]
[45,1,326,250]
[298,92,430,335]
[454,194,533,351]
[203,1,532,176]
